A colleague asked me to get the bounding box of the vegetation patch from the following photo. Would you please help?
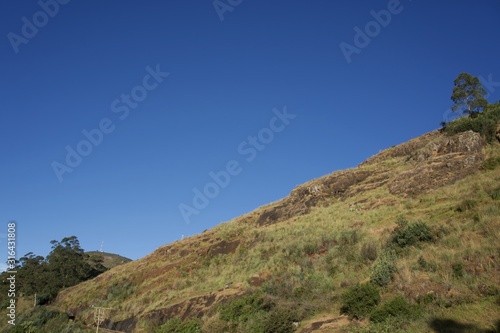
[482,156,500,170]
[262,307,299,333]
[488,186,500,200]
[452,262,465,278]
[389,218,433,248]
[360,241,379,262]
[218,293,270,324]
[445,103,500,143]
[370,295,422,323]
[153,318,202,333]
[341,283,381,319]
[0,307,91,333]
[0,236,107,306]
[417,256,438,272]
[217,293,300,333]
[106,281,136,303]
[370,251,397,287]
[456,199,478,212]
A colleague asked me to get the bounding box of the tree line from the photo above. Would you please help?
[0,235,107,307]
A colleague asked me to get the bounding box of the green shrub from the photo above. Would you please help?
[417,256,437,272]
[455,199,478,212]
[483,156,500,170]
[444,103,500,143]
[303,243,319,255]
[262,307,299,333]
[154,318,202,333]
[390,219,433,248]
[416,293,438,306]
[417,256,427,269]
[452,262,464,278]
[361,242,379,262]
[370,296,422,323]
[341,283,380,319]
[217,294,302,333]
[488,186,500,200]
[370,251,397,287]
[219,293,269,324]
[262,278,295,300]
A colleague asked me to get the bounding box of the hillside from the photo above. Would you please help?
[49,119,500,333]
[5,116,500,332]
[86,251,132,270]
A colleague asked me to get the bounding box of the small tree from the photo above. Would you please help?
[451,72,488,117]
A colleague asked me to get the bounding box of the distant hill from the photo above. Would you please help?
[86,251,132,270]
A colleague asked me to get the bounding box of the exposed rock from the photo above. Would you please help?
[105,317,136,333]
[142,290,243,327]
[360,131,441,166]
[388,131,485,196]
[252,131,486,225]
[496,123,500,142]
[256,170,373,225]
[206,239,240,257]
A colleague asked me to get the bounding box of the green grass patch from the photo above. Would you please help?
[153,318,202,333]
[370,295,422,323]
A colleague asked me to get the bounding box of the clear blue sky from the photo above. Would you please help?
[1,0,499,267]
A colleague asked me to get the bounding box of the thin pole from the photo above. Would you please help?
[93,306,112,333]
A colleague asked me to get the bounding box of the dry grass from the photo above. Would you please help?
[30,138,500,332]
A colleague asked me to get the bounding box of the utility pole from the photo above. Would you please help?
[92,306,112,333]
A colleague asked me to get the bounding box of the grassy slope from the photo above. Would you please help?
[6,128,499,333]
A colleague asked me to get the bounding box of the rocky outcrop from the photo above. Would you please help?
[252,130,486,225]
[142,290,243,327]
[388,131,485,196]
[255,170,373,225]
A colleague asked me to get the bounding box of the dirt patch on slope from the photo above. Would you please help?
[299,315,350,333]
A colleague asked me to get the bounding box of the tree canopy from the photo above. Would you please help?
[0,236,107,306]
[451,72,488,117]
